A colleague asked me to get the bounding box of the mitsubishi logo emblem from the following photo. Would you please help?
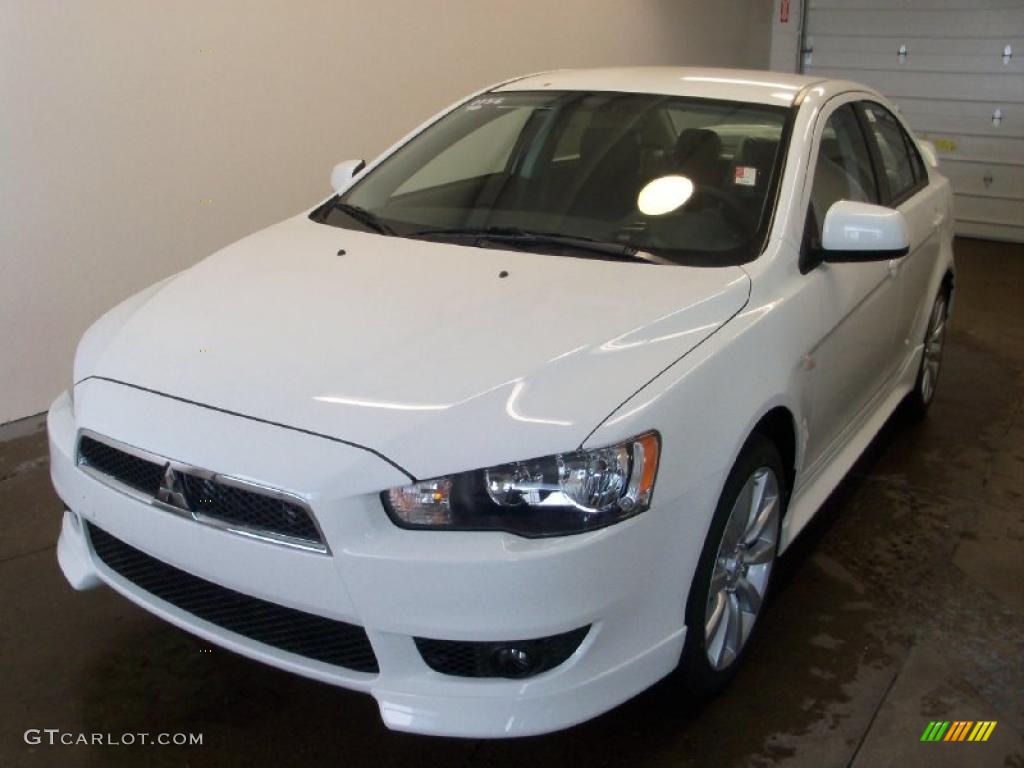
[156,464,190,511]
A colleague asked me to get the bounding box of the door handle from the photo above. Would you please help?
[933,212,945,227]
[887,259,900,276]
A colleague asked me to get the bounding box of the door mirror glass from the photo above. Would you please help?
[820,200,909,262]
[330,159,366,194]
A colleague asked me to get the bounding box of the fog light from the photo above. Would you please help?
[491,646,540,678]
[414,626,590,678]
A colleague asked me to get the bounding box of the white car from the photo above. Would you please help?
[49,67,954,738]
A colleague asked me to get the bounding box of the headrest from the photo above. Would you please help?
[580,115,640,172]
[673,128,723,188]
[736,138,779,175]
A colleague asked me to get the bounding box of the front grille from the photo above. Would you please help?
[86,523,378,673]
[79,436,164,497]
[77,433,324,550]
[179,474,320,543]
[415,626,589,678]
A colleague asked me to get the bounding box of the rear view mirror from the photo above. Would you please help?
[820,200,910,262]
[330,159,366,194]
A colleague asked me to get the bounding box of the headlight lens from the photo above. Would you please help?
[383,432,659,537]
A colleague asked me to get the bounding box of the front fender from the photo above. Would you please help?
[583,263,817,563]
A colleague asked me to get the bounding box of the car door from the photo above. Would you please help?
[800,99,902,466]
[857,101,943,368]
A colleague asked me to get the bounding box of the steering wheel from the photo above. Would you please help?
[684,186,755,229]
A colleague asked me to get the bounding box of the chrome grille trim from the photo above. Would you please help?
[76,429,330,554]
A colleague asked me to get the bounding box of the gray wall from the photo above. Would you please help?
[0,0,772,424]
[768,0,803,73]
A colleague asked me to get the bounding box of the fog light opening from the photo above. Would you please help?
[414,625,590,679]
[491,645,541,678]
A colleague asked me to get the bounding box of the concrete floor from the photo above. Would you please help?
[1,238,1022,767]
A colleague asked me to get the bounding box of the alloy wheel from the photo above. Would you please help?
[704,467,780,671]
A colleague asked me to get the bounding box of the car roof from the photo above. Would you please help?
[495,67,828,107]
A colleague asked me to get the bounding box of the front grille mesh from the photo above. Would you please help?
[79,436,164,497]
[87,523,378,673]
[78,434,323,547]
[180,474,320,542]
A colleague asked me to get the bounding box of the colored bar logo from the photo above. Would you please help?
[920,721,997,742]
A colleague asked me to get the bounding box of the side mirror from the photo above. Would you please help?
[819,200,910,263]
[330,159,366,194]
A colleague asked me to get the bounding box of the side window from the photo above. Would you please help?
[806,103,879,240]
[861,102,922,203]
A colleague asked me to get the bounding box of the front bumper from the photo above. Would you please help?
[50,380,688,737]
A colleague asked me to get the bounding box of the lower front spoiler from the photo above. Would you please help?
[373,627,685,737]
[56,509,686,738]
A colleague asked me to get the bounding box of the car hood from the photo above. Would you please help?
[77,215,749,480]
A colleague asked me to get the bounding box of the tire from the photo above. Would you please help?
[906,288,949,419]
[678,433,786,698]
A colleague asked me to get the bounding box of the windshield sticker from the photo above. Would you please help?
[466,97,506,111]
[734,166,758,186]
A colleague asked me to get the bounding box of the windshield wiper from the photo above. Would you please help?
[328,200,395,235]
[406,226,657,263]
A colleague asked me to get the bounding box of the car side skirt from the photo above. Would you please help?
[780,343,922,551]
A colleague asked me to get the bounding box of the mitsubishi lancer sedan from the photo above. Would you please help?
[49,67,954,737]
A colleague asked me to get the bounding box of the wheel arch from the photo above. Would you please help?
[750,406,797,509]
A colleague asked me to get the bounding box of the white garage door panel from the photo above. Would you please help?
[809,50,1021,76]
[957,220,1024,241]
[897,109,1022,141]
[941,162,1024,199]
[895,96,1018,126]
[810,68,1024,104]
[806,9,1024,37]
[802,1,1024,242]
[955,194,1024,226]
[803,36,1023,57]
[906,134,1023,163]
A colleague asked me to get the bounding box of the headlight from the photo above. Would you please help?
[382,432,659,537]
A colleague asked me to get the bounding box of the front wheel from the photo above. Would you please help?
[906,289,948,418]
[678,433,785,697]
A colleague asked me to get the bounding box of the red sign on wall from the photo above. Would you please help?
[780,0,790,23]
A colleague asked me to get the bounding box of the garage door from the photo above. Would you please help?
[800,0,1024,242]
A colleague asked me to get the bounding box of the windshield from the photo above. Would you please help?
[311,91,792,266]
